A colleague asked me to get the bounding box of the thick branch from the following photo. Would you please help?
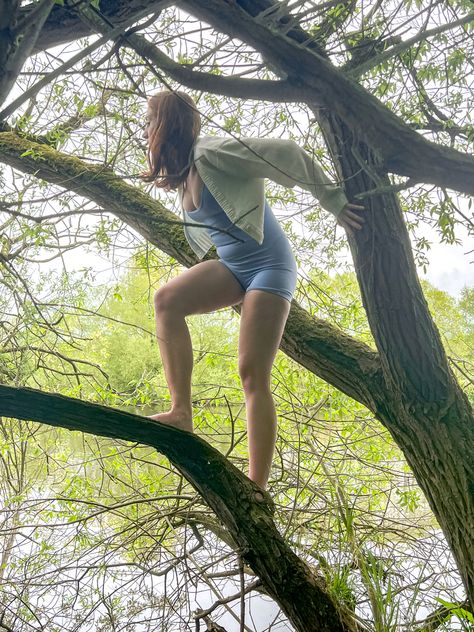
[0,0,56,108]
[116,36,310,103]
[0,385,354,632]
[75,1,313,104]
[30,0,169,53]
[312,104,474,603]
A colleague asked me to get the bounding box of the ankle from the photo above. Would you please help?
[171,404,192,416]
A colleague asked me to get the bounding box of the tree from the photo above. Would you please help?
[0,0,473,628]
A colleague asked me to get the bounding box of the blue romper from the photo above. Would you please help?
[187,183,298,303]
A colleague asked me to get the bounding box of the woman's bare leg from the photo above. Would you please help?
[238,290,291,490]
[150,260,245,431]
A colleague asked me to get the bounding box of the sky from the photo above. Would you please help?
[419,232,472,295]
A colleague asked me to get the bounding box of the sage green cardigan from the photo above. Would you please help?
[180,135,348,260]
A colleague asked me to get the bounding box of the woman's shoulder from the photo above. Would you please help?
[195,135,289,161]
[195,135,293,151]
[194,135,227,150]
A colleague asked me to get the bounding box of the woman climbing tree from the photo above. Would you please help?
[142,89,364,492]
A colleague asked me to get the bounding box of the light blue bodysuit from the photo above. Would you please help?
[187,183,298,303]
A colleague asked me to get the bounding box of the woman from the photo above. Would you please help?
[142,90,364,492]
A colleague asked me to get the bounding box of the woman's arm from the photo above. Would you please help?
[199,136,351,218]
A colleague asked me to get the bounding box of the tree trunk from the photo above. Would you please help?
[318,111,474,601]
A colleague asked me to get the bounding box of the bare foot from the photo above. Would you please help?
[147,410,193,433]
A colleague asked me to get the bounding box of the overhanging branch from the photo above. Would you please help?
[72,1,314,103]
[179,0,474,197]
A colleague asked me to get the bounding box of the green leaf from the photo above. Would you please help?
[435,598,474,623]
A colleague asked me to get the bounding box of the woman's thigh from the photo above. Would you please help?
[238,289,291,384]
[155,260,246,316]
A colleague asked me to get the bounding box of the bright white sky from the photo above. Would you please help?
[419,226,472,295]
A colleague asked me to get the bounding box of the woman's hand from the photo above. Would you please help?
[337,202,365,235]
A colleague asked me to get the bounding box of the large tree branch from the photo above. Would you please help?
[0,385,355,632]
[0,129,383,412]
[116,38,311,103]
[67,1,317,104]
[0,0,56,108]
[310,98,474,602]
[29,0,169,53]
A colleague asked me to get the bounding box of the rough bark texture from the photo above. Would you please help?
[29,0,169,53]
[0,385,355,632]
[321,115,474,601]
[0,0,56,107]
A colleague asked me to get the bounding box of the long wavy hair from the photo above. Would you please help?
[142,90,201,191]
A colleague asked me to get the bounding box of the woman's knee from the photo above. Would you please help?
[238,357,271,393]
[154,285,183,316]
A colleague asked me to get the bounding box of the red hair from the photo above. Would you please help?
[142,90,201,190]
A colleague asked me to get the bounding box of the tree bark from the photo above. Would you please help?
[29,0,170,53]
[0,0,56,108]
[315,105,474,602]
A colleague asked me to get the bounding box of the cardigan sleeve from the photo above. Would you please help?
[201,137,349,218]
